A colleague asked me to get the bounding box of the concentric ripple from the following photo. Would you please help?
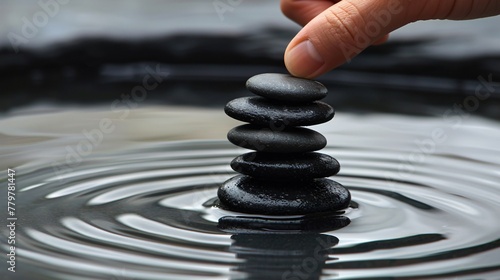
[2,116,500,279]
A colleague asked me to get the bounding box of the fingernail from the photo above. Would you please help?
[285,40,324,78]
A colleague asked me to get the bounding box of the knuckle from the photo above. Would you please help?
[321,7,363,51]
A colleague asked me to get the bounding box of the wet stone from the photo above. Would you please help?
[218,72,350,216]
[246,73,328,103]
[218,175,351,215]
[224,97,334,127]
[231,152,340,180]
[227,124,326,153]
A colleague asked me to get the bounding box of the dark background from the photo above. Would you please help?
[1,0,500,117]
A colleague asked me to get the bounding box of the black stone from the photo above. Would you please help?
[225,97,334,127]
[246,73,328,102]
[227,124,326,153]
[218,175,351,215]
[218,72,350,216]
[231,152,340,180]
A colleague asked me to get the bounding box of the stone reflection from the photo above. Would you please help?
[219,214,350,280]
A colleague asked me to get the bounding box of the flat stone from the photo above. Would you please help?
[224,97,334,127]
[227,124,326,153]
[231,152,340,180]
[246,73,328,102]
[218,175,351,215]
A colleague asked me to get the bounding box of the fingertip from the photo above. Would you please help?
[285,39,326,78]
[372,34,390,46]
[285,0,408,78]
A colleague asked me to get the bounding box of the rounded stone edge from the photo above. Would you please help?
[224,97,335,127]
[226,124,327,153]
[246,73,328,102]
[217,175,351,215]
[230,152,341,180]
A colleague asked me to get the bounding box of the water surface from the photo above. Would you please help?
[1,107,499,279]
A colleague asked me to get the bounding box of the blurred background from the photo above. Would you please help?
[1,0,500,163]
[2,0,500,109]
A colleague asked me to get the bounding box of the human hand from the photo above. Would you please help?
[282,0,500,78]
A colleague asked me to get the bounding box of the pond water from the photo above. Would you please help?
[1,108,499,279]
[2,1,500,279]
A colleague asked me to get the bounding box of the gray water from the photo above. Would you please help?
[1,1,500,279]
[1,108,499,279]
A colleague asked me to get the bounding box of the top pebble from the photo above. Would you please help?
[246,73,328,103]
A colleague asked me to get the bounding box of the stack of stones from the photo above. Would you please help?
[218,73,351,215]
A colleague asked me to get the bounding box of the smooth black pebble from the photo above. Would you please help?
[231,152,340,180]
[218,175,351,215]
[227,124,326,153]
[225,97,334,127]
[246,73,328,102]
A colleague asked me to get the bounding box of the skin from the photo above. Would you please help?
[282,0,500,78]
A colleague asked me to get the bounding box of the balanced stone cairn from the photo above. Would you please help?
[218,73,351,215]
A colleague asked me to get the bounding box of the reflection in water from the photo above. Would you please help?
[218,213,350,280]
[218,213,351,233]
[228,233,338,280]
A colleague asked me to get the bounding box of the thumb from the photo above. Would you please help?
[284,0,408,78]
